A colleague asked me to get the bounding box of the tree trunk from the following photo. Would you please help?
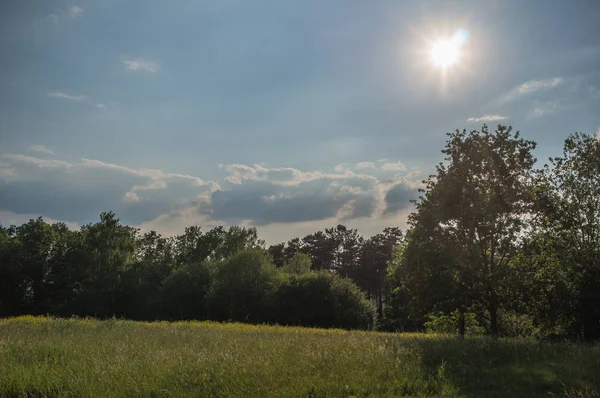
[489,305,498,338]
[457,308,465,339]
[377,288,383,319]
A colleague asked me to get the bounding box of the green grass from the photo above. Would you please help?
[0,316,598,397]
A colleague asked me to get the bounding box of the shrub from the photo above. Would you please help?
[276,271,375,330]
[498,311,536,338]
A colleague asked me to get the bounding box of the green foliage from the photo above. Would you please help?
[276,271,375,330]
[206,249,281,323]
[424,311,485,336]
[497,311,535,339]
[330,274,377,330]
[398,125,538,337]
[1,317,600,397]
[387,232,459,328]
[357,227,403,317]
[158,262,211,321]
[527,132,600,341]
[281,251,312,274]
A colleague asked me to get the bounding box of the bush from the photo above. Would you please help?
[275,271,375,330]
[498,311,536,338]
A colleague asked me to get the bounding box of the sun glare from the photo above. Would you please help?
[431,40,459,68]
[430,39,459,68]
[428,29,469,69]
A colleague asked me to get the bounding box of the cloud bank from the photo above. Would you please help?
[0,152,420,241]
[27,145,55,155]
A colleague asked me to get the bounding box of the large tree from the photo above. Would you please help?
[522,132,600,340]
[401,125,538,336]
[74,212,139,317]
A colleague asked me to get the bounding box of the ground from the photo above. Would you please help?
[0,316,598,397]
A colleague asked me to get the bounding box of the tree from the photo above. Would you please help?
[387,228,459,333]
[268,242,286,268]
[283,237,304,261]
[523,132,600,340]
[301,231,335,271]
[326,225,363,277]
[217,226,265,260]
[282,252,312,275]
[45,222,83,316]
[116,231,175,320]
[358,227,403,318]
[175,225,265,266]
[298,225,364,275]
[159,261,211,321]
[73,212,138,317]
[402,125,537,337]
[206,249,280,323]
[0,224,24,316]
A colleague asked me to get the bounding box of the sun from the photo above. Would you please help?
[428,30,469,69]
[430,39,460,68]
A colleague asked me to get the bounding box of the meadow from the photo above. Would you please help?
[0,316,598,397]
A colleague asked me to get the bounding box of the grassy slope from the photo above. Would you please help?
[0,316,598,397]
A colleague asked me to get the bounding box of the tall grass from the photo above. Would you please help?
[0,316,598,397]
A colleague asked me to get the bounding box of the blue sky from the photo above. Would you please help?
[1,0,599,243]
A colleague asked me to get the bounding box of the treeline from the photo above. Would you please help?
[1,125,599,340]
[0,220,376,330]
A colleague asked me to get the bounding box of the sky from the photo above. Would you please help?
[1,0,599,244]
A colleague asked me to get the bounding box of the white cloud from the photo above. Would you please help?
[0,153,219,225]
[78,158,208,189]
[221,163,377,187]
[0,211,80,230]
[123,191,141,203]
[48,92,108,109]
[47,92,87,102]
[27,145,55,155]
[67,5,84,19]
[138,197,416,245]
[1,154,71,169]
[334,164,345,173]
[380,162,406,172]
[529,100,560,118]
[518,77,563,94]
[497,77,565,104]
[253,207,414,245]
[123,59,160,73]
[355,161,376,170]
[138,207,224,238]
[49,5,84,23]
[467,115,507,123]
[0,163,16,179]
[2,154,209,190]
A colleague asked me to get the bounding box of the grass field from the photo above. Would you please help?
[0,316,599,397]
